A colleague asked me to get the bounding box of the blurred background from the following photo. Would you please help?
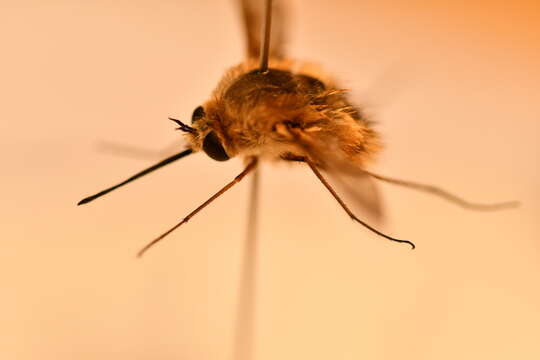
[1,0,539,359]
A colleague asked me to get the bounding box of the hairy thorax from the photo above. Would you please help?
[188,58,381,166]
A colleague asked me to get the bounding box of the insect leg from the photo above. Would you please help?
[306,159,415,249]
[137,157,259,257]
[364,170,520,211]
[96,139,183,160]
[95,117,195,160]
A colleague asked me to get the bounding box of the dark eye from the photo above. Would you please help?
[202,131,230,161]
[191,106,205,123]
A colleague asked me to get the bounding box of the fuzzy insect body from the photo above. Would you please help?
[78,0,517,256]
[189,58,380,167]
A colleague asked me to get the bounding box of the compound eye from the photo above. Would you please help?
[191,106,205,123]
[202,131,230,161]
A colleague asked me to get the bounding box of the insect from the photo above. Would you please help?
[78,0,517,257]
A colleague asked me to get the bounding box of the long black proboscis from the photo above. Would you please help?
[77,148,194,205]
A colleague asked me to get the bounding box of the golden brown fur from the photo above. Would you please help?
[185,57,381,168]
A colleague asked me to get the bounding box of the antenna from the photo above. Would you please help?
[259,0,272,72]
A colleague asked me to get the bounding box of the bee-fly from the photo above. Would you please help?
[78,0,518,257]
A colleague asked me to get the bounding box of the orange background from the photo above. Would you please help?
[1,0,539,359]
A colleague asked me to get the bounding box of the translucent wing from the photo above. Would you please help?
[239,0,286,59]
[291,129,518,218]
[325,168,385,224]
[284,129,386,224]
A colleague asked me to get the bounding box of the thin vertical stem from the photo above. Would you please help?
[259,0,272,72]
[232,166,260,360]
